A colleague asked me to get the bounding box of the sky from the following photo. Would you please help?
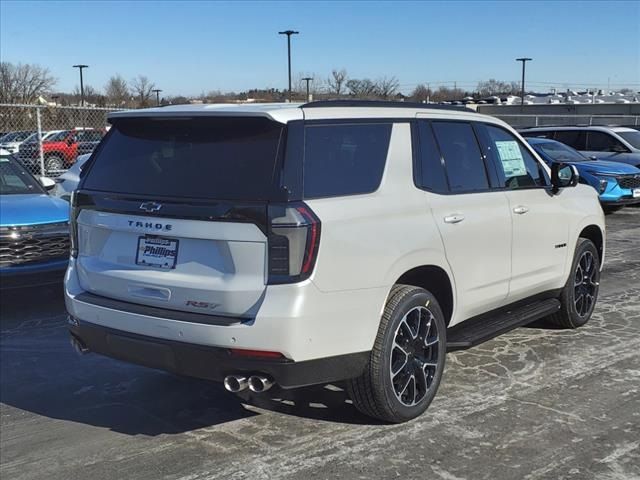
[1,0,639,97]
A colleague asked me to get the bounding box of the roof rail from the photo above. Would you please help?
[300,99,477,113]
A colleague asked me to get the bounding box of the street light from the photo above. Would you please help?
[152,89,163,106]
[515,57,532,107]
[72,64,89,107]
[278,30,299,102]
[302,77,313,102]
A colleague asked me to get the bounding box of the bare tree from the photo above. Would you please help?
[376,76,400,99]
[477,79,519,97]
[411,84,431,102]
[0,62,56,104]
[327,69,348,96]
[72,84,105,106]
[105,74,129,107]
[346,78,378,98]
[131,75,155,107]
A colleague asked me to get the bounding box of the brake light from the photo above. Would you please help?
[267,202,321,284]
[69,190,80,258]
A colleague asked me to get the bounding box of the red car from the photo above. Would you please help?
[18,128,105,173]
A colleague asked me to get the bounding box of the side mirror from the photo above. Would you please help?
[550,163,579,194]
[39,176,56,191]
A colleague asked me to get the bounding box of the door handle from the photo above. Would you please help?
[444,214,465,224]
[513,205,529,215]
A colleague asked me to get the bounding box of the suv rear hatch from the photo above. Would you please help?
[73,115,308,320]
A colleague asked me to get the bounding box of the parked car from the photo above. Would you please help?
[520,126,640,168]
[526,137,640,211]
[0,154,70,289]
[0,130,37,155]
[53,153,91,201]
[18,128,105,174]
[66,101,605,423]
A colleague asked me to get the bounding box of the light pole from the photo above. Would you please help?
[302,77,313,102]
[152,89,163,106]
[278,30,299,102]
[73,64,89,106]
[515,57,532,107]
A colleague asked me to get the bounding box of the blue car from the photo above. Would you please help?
[526,137,640,211]
[0,154,70,289]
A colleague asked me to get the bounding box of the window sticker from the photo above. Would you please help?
[495,141,527,178]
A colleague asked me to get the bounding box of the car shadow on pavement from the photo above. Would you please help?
[1,286,374,437]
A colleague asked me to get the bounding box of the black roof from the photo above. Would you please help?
[300,99,477,113]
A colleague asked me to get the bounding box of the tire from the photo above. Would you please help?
[548,238,600,329]
[347,285,447,423]
[45,155,64,173]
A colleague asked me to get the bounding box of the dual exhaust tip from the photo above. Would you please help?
[224,374,273,393]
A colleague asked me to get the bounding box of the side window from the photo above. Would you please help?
[587,132,625,152]
[554,130,587,150]
[431,122,488,192]
[303,123,392,199]
[416,121,448,193]
[484,125,546,189]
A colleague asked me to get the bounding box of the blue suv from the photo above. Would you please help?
[526,137,640,211]
[0,155,70,288]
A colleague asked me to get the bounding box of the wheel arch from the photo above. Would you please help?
[394,265,454,327]
[579,224,604,267]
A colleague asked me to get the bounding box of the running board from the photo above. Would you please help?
[446,298,561,351]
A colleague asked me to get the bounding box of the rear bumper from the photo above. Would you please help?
[68,319,369,388]
[65,258,388,362]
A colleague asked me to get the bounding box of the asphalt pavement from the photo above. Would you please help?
[1,207,639,480]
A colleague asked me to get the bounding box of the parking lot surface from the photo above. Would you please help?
[1,208,639,480]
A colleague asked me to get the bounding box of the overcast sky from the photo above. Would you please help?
[1,0,639,96]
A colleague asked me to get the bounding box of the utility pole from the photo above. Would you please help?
[73,64,89,106]
[516,57,532,108]
[152,89,163,106]
[278,30,299,102]
[302,77,313,102]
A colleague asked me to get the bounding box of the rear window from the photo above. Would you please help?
[303,123,392,198]
[82,117,285,200]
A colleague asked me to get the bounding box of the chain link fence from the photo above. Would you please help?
[493,114,640,129]
[0,104,124,177]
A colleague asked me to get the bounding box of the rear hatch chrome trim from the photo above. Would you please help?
[75,291,249,326]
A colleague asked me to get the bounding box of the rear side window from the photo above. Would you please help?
[416,121,448,193]
[303,123,392,198]
[431,122,488,192]
[554,130,587,150]
[587,131,625,152]
[82,117,285,201]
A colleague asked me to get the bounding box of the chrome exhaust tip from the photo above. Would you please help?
[224,375,248,393]
[248,375,274,393]
[69,334,89,355]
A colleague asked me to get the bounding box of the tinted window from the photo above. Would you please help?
[534,141,587,162]
[416,121,448,193]
[618,130,640,149]
[587,131,625,152]
[432,122,488,192]
[485,125,545,189]
[76,130,103,142]
[0,158,44,195]
[83,117,285,201]
[47,131,71,142]
[554,130,587,150]
[303,123,391,198]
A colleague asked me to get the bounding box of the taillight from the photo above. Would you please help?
[267,202,321,284]
[69,190,80,258]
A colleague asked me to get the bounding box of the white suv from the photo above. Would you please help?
[65,101,605,423]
